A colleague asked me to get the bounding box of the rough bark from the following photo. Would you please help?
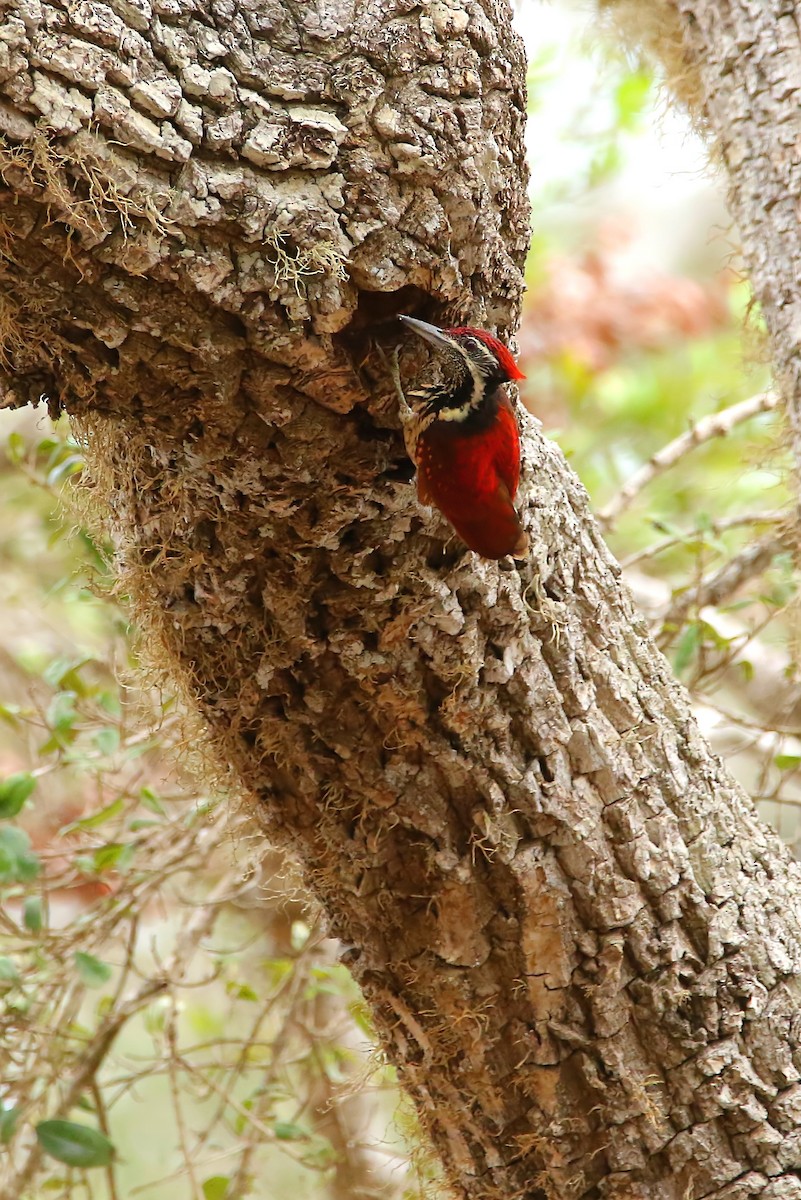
[3,2,801,1199]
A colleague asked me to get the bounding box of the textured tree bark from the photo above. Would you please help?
[4,1,801,1198]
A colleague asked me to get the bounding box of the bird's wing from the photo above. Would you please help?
[448,479,528,560]
[492,394,521,498]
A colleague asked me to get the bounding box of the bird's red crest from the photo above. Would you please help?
[447,326,526,381]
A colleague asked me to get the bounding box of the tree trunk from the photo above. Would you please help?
[3,1,801,1197]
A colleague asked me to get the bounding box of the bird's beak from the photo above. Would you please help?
[398,315,454,351]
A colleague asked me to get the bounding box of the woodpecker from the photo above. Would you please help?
[394,314,529,561]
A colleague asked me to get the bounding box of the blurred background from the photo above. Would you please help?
[0,4,795,1198]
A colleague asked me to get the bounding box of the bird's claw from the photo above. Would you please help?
[377,342,415,416]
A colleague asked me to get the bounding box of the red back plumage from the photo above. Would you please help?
[397,313,529,559]
[416,395,526,558]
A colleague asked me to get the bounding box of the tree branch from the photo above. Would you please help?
[657,532,788,646]
[599,390,780,528]
[620,509,784,569]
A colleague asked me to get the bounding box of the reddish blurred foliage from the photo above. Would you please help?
[518,223,731,408]
[0,748,118,911]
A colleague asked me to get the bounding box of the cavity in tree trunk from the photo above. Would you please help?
[3,0,801,1196]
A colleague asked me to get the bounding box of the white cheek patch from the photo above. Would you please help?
[436,349,486,421]
[437,403,475,423]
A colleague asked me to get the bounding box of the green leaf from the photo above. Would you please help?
[92,728,120,757]
[775,755,801,773]
[6,430,25,463]
[40,691,79,753]
[673,622,702,676]
[0,1105,20,1143]
[35,436,59,459]
[273,1121,309,1141]
[139,787,166,816]
[23,896,43,933]
[36,1120,115,1168]
[91,842,135,873]
[46,452,84,487]
[93,999,112,1026]
[349,999,375,1039]
[225,981,258,1002]
[43,658,91,695]
[73,952,112,988]
[0,827,40,883]
[614,69,652,131]
[202,1177,231,1200]
[0,703,22,727]
[97,688,122,717]
[62,798,124,834]
[0,773,35,820]
[0,956,20,985]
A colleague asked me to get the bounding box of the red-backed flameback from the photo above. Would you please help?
[395,315,530,561]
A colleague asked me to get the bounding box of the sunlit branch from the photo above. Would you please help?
[600,390,780,528]
[657,532,787,646]
[620,510,784,569]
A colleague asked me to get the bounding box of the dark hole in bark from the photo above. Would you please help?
[543,577,564,602]
[222,311,248,340]
[338,524,365,551]
[61,323,93,344]
[425,539,465,571]
[339,283,436,340]
[380,458,416,484]
[193,518,219,552]
[350,397,400,445]
[359,549,389,577]
[421,662,453,708]
[538,756,555,783]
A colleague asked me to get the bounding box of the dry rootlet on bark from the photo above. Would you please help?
[2,0,801,1196]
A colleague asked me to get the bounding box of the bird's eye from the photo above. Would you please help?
[460,336,497,373]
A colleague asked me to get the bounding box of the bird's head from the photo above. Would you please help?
[399,315,525,423]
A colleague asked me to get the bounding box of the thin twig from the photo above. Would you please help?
[90,1081,120,1200]
[166,1000,201,1200]
[657,532,787,646]
[4,976,170,1199]
[4,883,225,1199]
[599,390,780,527]
[621,510,784,569]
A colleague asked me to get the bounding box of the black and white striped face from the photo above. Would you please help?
[399,317,509,425]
